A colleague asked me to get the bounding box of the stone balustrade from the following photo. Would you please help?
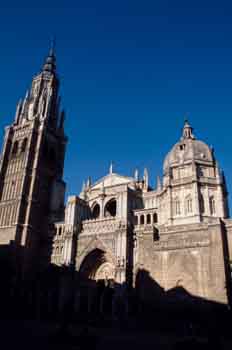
[81,217,125,235]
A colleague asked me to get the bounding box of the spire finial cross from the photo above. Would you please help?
[49,35,56,55]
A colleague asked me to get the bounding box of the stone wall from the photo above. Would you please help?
[135,221,228,305]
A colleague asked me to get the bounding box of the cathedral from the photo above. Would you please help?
[0,47,232,313]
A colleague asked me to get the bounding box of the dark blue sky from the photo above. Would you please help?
[0,0,232,204]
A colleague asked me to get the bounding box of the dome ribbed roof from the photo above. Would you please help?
[163,121,214,174]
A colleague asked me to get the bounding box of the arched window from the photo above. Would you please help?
[199,194,205,214]
[186,196,193,214]
[209,196,216,215]
[60,246,63,254]
[147,214,151,224]
[153,213,158,223]
[134,216,138,225]
[56,246,59,254]
[104,199,117,217]
[92,203,100,219]
[21,138,28,152]
[173,197,181,216]
[58,227,62,236]
[12,141,19,156]
[140,215,144,225]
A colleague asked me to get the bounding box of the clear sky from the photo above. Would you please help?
[0,0,232,205]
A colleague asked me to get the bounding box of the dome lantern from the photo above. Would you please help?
[181,120,195,140]
[163,121,215,174]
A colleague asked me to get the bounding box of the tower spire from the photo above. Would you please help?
[42,38,56,74]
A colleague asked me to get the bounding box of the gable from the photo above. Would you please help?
[91,173,134,190]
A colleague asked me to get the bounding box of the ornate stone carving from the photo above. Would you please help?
[95,262,115,281]
[81,217,125,235]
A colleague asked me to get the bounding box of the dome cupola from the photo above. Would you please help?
[163,120,214,174]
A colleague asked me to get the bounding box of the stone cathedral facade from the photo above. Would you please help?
[0,49,232,310]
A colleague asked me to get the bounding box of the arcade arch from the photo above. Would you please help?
[92,203,100,219]
[104,198,117,217]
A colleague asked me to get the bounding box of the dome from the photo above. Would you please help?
[163,121,214,174]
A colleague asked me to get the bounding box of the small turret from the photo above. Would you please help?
[143,168,149,191]
[80,181,88,200]
[181,120,195,140]
[20,90,30,120]
[86,176,92,190]
[156,176,162,191]
[134,168,139,181]
[14,99,23,124]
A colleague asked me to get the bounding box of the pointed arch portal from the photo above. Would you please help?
[80,248,115,282]
[78,249,116,315]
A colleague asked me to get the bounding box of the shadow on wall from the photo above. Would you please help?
[0,242,231,340]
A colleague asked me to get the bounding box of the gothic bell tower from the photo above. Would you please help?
[0,45,67,274]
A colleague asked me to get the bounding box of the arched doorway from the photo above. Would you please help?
[79,249,116,315]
